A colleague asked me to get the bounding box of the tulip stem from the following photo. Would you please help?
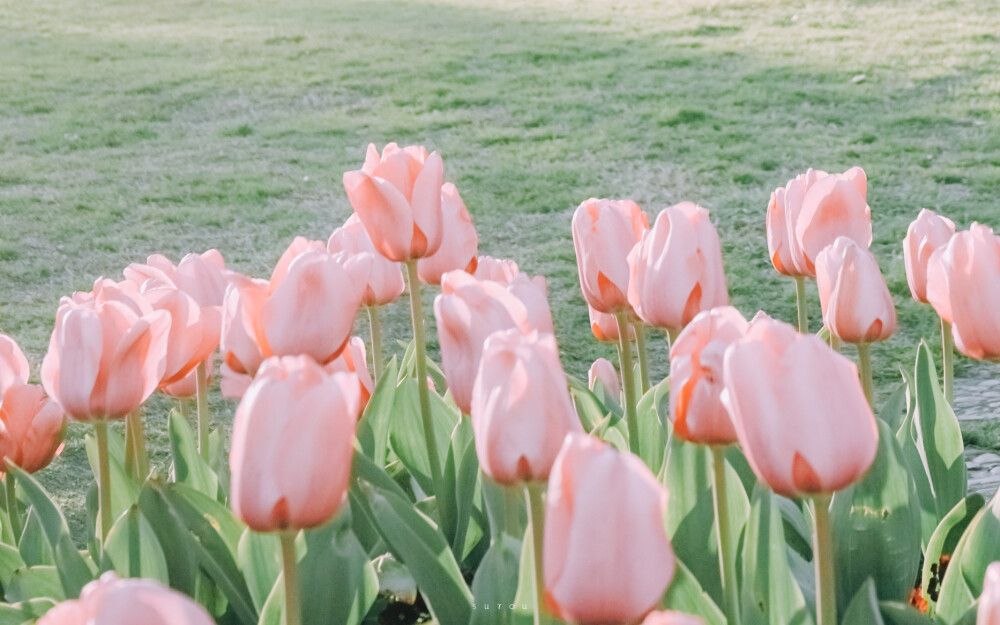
[941,317,954,403]
[634,321,651,393]
[5,473,20,543]
[794,276,809,333]
[812,494,836,625]
[405,261,444,497]
[857,342,874,406]
[614,311,640,454]
[524,483,548,625]
[94,421,113,543]
[196,361,211,461]
[711,447,740,625]
[367,306,385,382]
[125,409,148,480]
[279,531,301,625]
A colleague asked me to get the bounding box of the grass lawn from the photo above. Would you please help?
[1,0,998,536]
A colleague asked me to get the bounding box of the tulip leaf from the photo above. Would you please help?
[842,579,885,625]
[635,378,668,475]
[921,494,985,610]
[878,382,908,433]
[661,557,725,625]
[4,566,63,603]
[935,491,1000,621]
[568,377,617,432]
[16,509,52,567]
[741,485,814,625]
[470,535,522,625]
[358,480,472,625]
[441,418,484,561]
[256,576,283,625]
[0,544,25,589]
[0,598,56,624]
[388,378,458,497]
[168,410,219,498]
[356,358,400,466]
[10,467,94,599]
[831,419,921,609]
[878,600,937,624]
[237,530,281,613]
[137,483,199,595]
[103,505,169,584]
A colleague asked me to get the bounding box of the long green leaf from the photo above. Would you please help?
[842,579,885,625]
[103,505,169,584]
[168,410,219,498]
[661,557,725,625]
[298,512,378,625]
[388,378,456,497]
[921,494,984,609]
[936,492,1000,621]
[356,359,399,466]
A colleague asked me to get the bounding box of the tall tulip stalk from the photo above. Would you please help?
[405,260,444,495]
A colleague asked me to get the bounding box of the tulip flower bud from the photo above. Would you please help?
[588,357,621,403]
[342,143,445,261]
[628,202,728,333]
[641,611,705,625]
[328,214,405,306]
[903,209,956,304]
[230,356,360,532]
[588,305,633,343]
[545,434,674,625]
[0,383,65,473]
[141,285,221,387]
[572,198,649,314]
[471,330,580,484]
[473,255,520,284]
[324,336,374,412]
[815,237,896,344]
[417,183,478,285]
[0,334,29,395]
[978,562,1000,625]
[721,315,878,497]
[669,306,748,446]
[125,250,228,309]
[38,573,214,625]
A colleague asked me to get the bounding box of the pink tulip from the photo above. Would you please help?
[903,209,956,303]
[669,306,748,446]
[588,305,634,343]
[342,143,445,261]
[38,572,214,625]
[328,214,405,306]
[815,237,897,344]
[641,611,705,625]
[767,167,870,277]
[417,183,478,285]
[41,294,170,422]
[434,270,553,413]
[0,334,29,394]
[978,562,1000,625]
[925,224,1000,360]
[545,434,674,625]
[220,237,366,385]
[588,357,621,402]
[572,198,649,314]
[125,250,228,308]
[473,255,520,284]
[324,336,374,412]
[230,356,360,531]
[471,331,580,484]
[0,383,65,473]
[162,355,214,398]
[141,285,221,387]
[628,202,728,332]
[721,314,878,497]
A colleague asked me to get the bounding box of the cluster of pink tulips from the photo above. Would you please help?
[0,143,998,625]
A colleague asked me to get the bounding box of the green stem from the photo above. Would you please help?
[405,261,443,497]
[94,421,112,543]
[196,361,211,461]
[711,447,740,625]
[634,320,651,393]
[941,317,954,403]
[794,276,809,333]
[5,473,20,543]
[857,342,874,406]
[279,531,301,625]
[525,483,548,625]
[812,494,836,625]
[367,306,385,382]
[614,311,640,454]
[125,409,148,480]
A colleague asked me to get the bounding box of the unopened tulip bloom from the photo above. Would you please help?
[767,168,827,277]
[471,331,580,484]
[474,255,520,284]
[141,285,221,387]
[0,383,65,473]
[38,573,214,625]
[642,611,705,625]
[328,214,405,306]
[0,334,29,394]
[588,305,633,343]
[125,250,228,309]
[903,209,956,303]
[417,183,478,285]
[342,143,445,261]
[978,562,1000,625]
[926,224,1000,361]
[230,356,360,532]
[545,434,674,625]
[722,315,877,496]
[220,237,366,386]
[795,168,872,275]
[325,336,374,412]
[815,237,896,344]
[588,357,621,402]
[628,203,728,332]
[572,198,649,314]
[669,306,748,445]
[434,270,553,413]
